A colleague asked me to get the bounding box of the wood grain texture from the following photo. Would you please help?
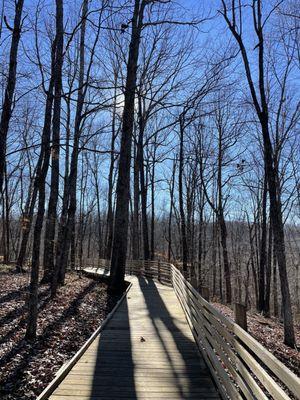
[49,276,219,400]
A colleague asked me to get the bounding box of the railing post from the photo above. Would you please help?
[200,286,210,302]
[158,260,161,282]
[190,277,198,291]
[234,303,248,331]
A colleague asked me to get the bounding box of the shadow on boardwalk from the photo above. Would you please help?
[137,277,218,399]
[89,297,137,400]
[82,276,219,400]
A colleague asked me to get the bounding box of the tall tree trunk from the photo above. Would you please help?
[25,42,56,340]
[211,214,217,296]
[3,166,10,263]
[150,150,155,260]
[261,110,295,344]
[218,215,231,303]
[42,0,64,283]
[273,241,279,317]
[198,191,204,286]
[217,129,232,304]
[132,139,140,260]
[218,235,223,302]
[248,222,259,309]
[110,0,146,292]
[222,0,295,346]
[0,0,24,192]
[78,166,86,268]
[178,115,188,275]
[167,161,176,262]
[53,0,88,295]
[16,173,38,272]
[87,216,92,259]
[138,123,149,260]
[1,189,5,259]
[0,0,24,263]
[25,154,51,340]
[105,83,118,260]
[264,221,272,316]
[70,225,76,269]
[94,166,102,260]
[258,175,267,312]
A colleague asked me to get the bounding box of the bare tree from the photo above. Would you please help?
[25,40,57,340]
[0,0,24,192]
[109,0,147,292]
[221,0,296,346]
[42,0,64,283]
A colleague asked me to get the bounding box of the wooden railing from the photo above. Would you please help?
[171,266,300,400]
[80,258,300,400]
[80,258,172,285]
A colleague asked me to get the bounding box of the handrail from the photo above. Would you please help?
[171,265,300,400]
[79,258,172,285]
[78,258,300,400]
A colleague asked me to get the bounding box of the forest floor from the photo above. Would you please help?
[212,302,300,377]
[0,268,120,400]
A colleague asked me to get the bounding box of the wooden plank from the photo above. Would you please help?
[57,382,217,391]
[53,387,219,395]
[46,273,219,400]
[50,394,221,399]
[67,369,207,377]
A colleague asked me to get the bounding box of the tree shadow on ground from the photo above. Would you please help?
[0,279,99,399]
[0,286,27,305]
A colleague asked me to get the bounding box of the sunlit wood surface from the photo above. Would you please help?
[49,276,220,399]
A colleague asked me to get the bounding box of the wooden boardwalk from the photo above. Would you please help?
[49,276,220,400]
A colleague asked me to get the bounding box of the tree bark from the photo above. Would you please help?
[42,0,64,283]
[3,166,10,263]
[109,0,146,292]
[178,115,188,275]
[25,42,56,340]
[167,161,176,262]
[132,138,140,260]
[264,221,272,316]
[258,175,267,312]
[53,0,88,294]
[217,126,232,304]
[16,172,38,272]
[0,0,24,192]
[150,146,156,261]
[105,83,118,260]
[138,113,150,261]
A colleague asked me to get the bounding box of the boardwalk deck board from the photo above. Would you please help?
[49,276,220,400]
